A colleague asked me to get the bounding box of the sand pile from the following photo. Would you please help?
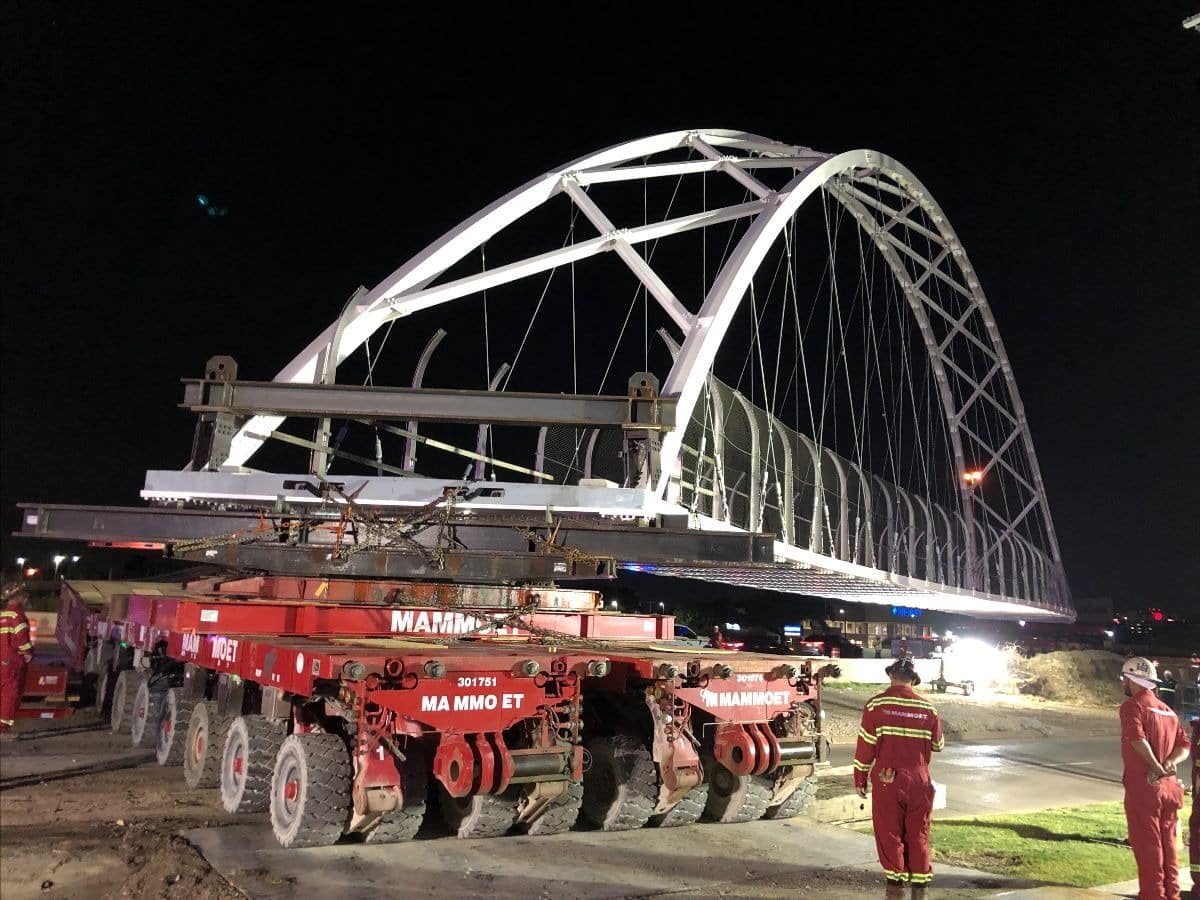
[1008,649,1126,706]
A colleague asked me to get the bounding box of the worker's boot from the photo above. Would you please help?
[884,881,905,899]
[909,886,928,900]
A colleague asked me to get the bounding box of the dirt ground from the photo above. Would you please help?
[0,719,1018,900]
[0,717,242,900]
[1007,650,1126,706]
[821,650,1125,744]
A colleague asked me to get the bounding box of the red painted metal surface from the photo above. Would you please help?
[107,592,670,643]
[21,663,71,698]
[675,675,801,724]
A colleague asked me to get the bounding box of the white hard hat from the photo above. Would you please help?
[1121,656,1159,690]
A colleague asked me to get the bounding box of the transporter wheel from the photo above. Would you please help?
[184,701,229,789]
[962,680,975,697]
[362,753,428,844]
[704,760,771,824]
[156,689,195,767]
[759,772,818,820]
[130,676,167,748]
[221,715,288,813]
[581,733,657,832]
[109,670,137,734]
[647,783,709,828]
[933,679,947,694]
[270,732,353,848]
[439,787,519,839]
[522,780,584,836]
[94,668,113,719]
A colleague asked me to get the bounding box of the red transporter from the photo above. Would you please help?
[73,577,836,847]
[79,585,611,844]
[580,649,829,829]
[853,659,944,894]
[168,628,603,845]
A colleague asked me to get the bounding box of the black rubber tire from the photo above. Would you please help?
[94,667,112,719]
[581,734,657,832]
[270,732,352,848]
[130,676,167,749]
[221,715,288,813]
[522,780,584,836]
[648,783,709,828]
[962,681,975,697]
[155,689,195,767]
[760,772,818,820]
[183,701,229,789]
[362,753,427,844]
[109,670,136,735]
[704,761,772,824]
[439,787,519,839]
[933,680,947,694]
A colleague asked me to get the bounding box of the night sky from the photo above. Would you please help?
[4,4,1198,614]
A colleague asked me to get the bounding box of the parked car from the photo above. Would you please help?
[802,633,864,659]
[673,624,708,647]
[739,632,803,656]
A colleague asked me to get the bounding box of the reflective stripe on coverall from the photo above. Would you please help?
[1,607,34,729]
[853,685,945,885]
[1121,689,1191,900]
[1189,719,1200,886]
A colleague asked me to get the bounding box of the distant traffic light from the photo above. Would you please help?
[1151,609,1164,622]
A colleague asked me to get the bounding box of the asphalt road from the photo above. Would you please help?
[831,735,1129,816]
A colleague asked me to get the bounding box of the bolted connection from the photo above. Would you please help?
[424,660,447,678]
[519,659,541,677]
[587,659,611,678]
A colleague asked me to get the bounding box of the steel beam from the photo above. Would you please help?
[169,544,616,582]
[16,503,774,567]
[182,379,677,429]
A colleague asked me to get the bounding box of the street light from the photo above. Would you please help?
[53,554,67,578]
[962,469,984,486]
[16,557,26,578]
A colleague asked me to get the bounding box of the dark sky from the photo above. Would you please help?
[4,4,1198,614]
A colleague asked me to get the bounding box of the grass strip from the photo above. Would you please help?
[855,801,1190,888]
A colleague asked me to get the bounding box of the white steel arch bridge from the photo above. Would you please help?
[120,130,1071,622]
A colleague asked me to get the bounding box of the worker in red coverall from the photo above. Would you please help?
[854,656,944,899]
[1,585,35,733]
[1189,716,1200,899]
[1120,656,1191,900]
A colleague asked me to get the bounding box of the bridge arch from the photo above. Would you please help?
[217,129,1067,612]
